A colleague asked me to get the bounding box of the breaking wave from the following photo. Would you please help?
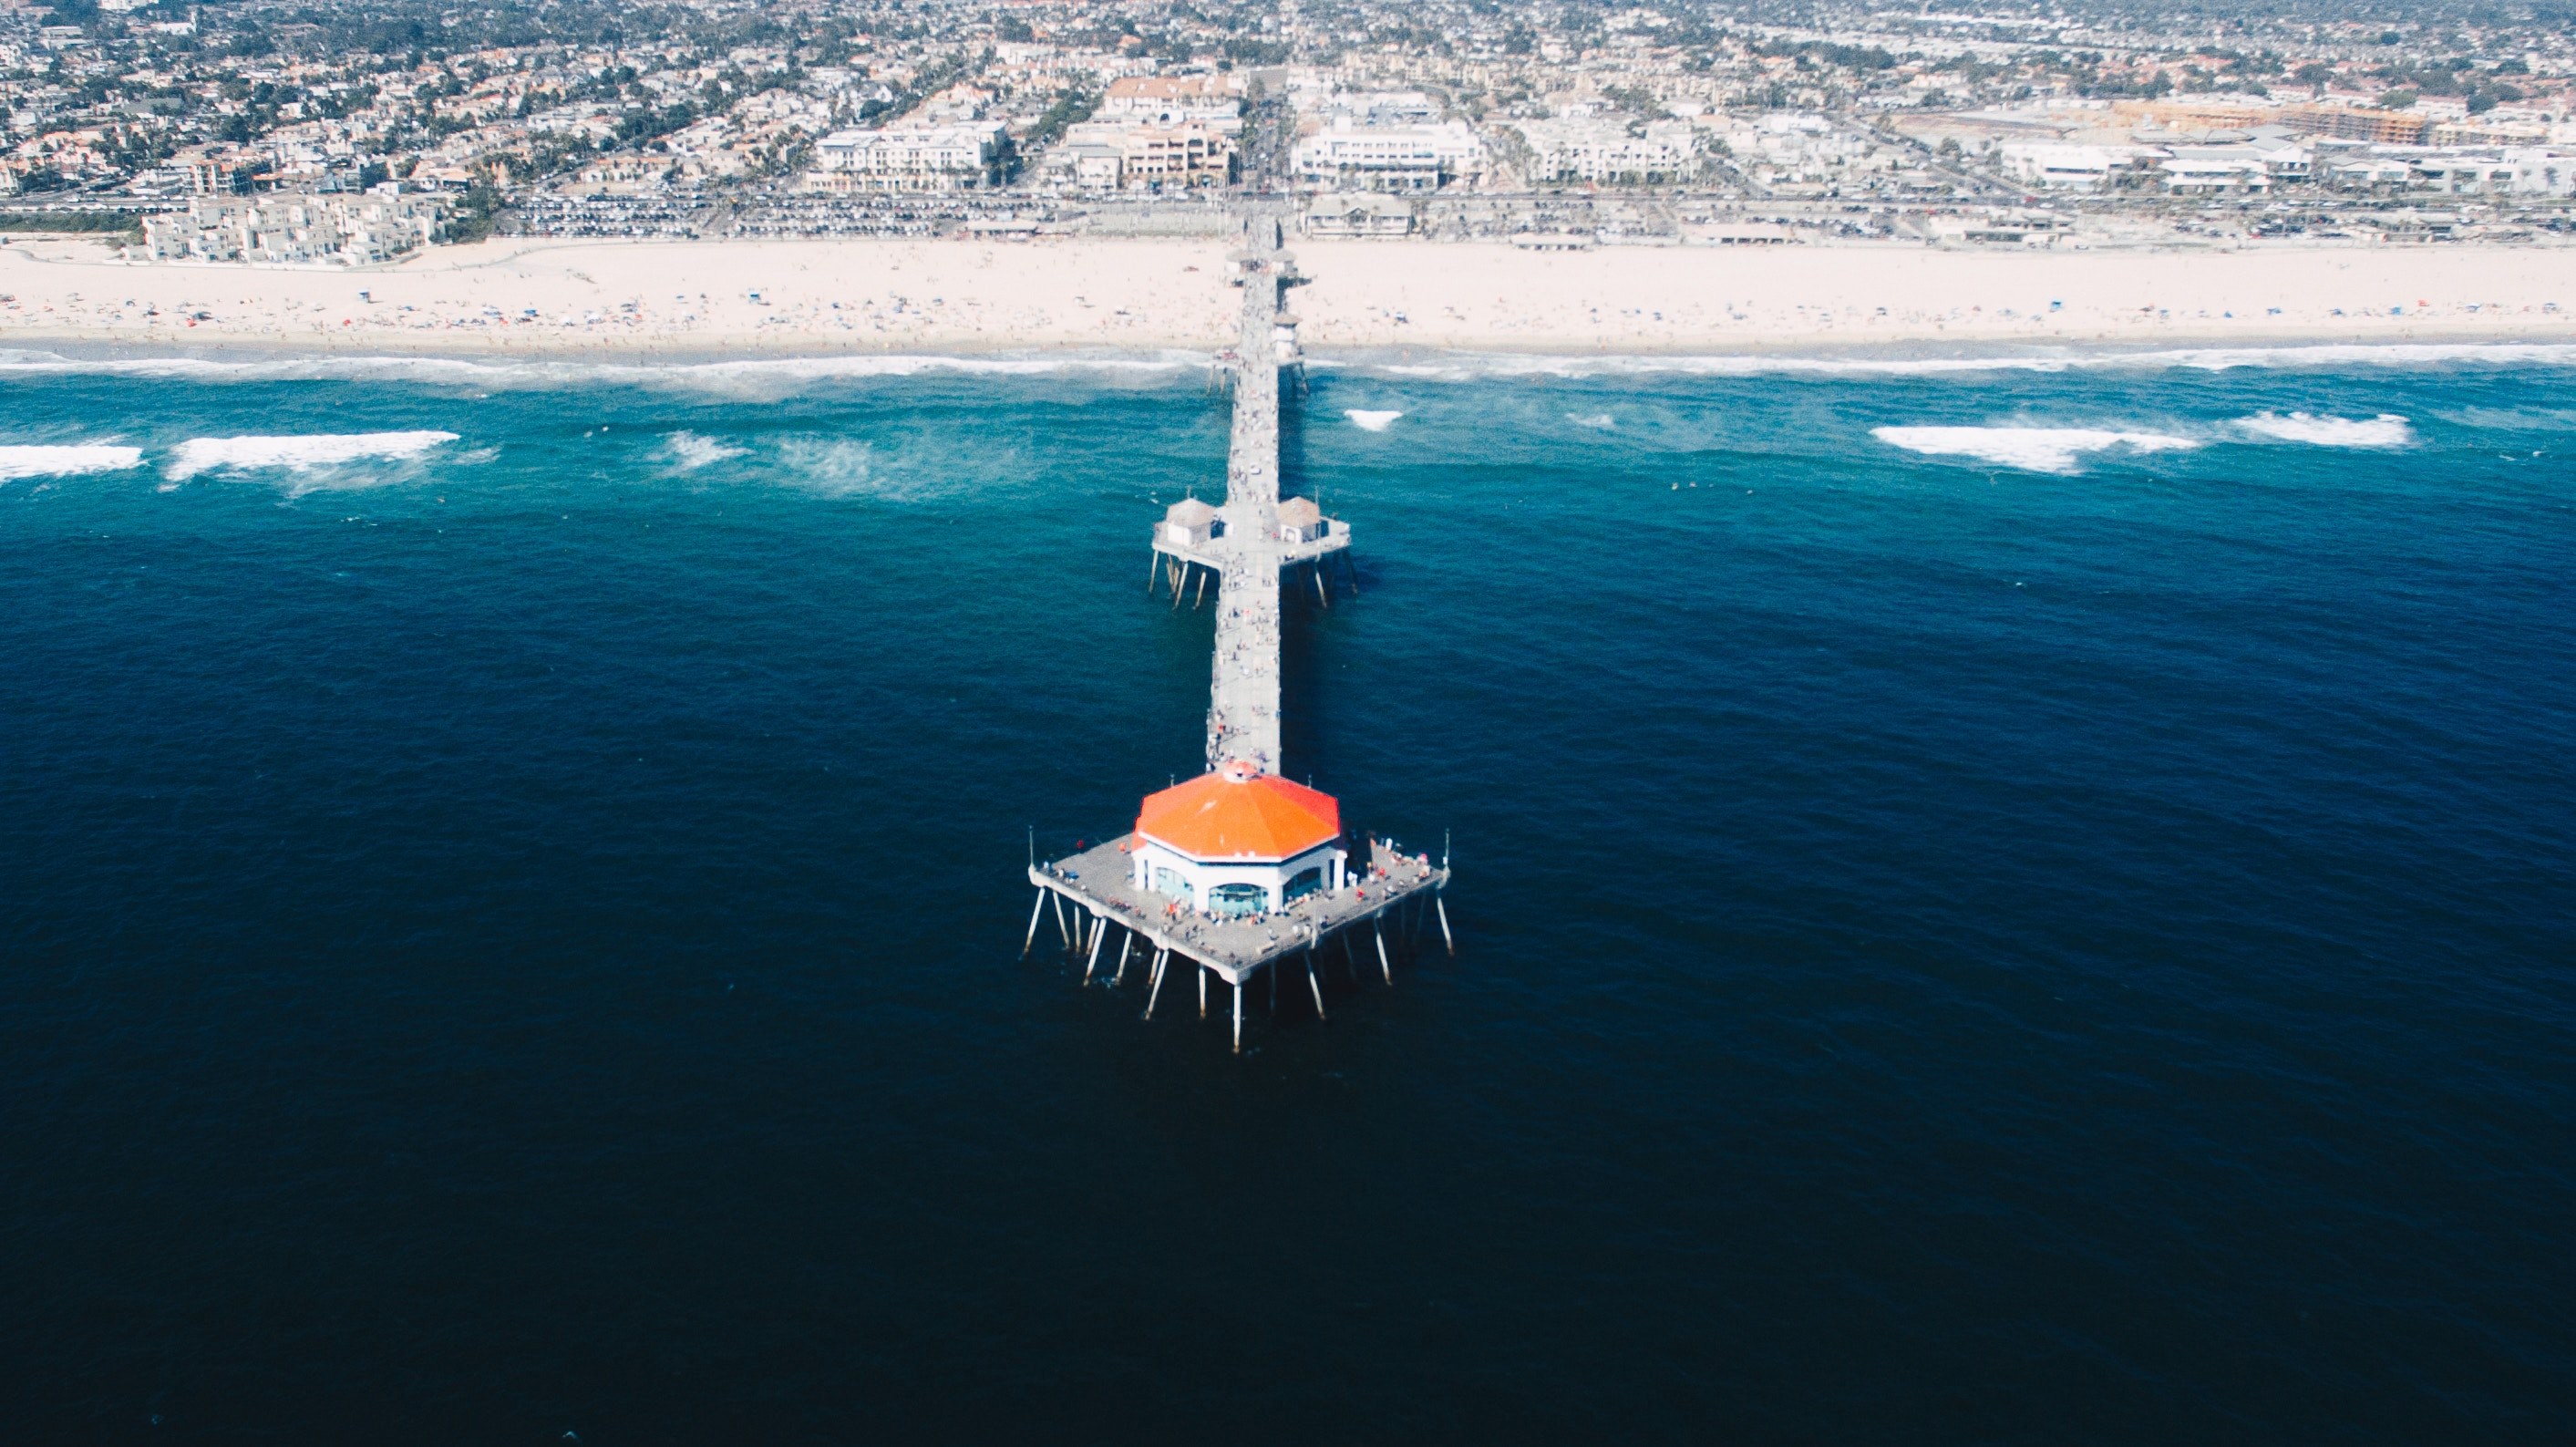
[1344,409,1404,432]
[0,348,1207,400]
[1566,412,1618,429]
[0,443,146,482]
[1872,425,2201,473]
[166,431,460,481]
[2236,412,2415,448]
[661,430,748,470]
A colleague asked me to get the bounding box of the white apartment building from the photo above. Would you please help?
[2159,149,2272,194]
[1514,118,1699,185]
[2410,147,2576,196]
[140,191,444,264]
[1998,142,2128,191]
[807,121,1006,192]
[1293,118,1484,192]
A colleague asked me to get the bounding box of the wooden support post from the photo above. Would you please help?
[1020,889,1046,959]
[1343,551,1360,597]
[1437,895,1455,956]
[1170,559,1185,610]
[1193,567,1210,609]
[1083,916,1107,982]
[1198,965,1209,1018]
[1143,947,1170,1019]
[1148,548,1161,593]
[1375,917,1394,986]
[1113,932,1133,986]
[1051,891,1068,948]
[1232,980,1243,1054]
[1306,955,1327,1020]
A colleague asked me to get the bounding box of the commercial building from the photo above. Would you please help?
[1055,119,1236,191]
[806,121,1006,193]
[1303,193,1416,237]
[1128,761,1347,919]
[1293,118,1484,192]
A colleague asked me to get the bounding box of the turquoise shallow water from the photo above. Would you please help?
[2,347,2571,1442]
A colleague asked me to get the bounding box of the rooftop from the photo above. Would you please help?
[1136,762,1341,862]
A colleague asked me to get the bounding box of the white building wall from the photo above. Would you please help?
[1130,838,1347,915]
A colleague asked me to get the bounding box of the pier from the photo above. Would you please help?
[1025,213,1449,1053]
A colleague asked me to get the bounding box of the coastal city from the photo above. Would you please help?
[3,0,2574,263]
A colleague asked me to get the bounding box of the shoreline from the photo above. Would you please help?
[7,331,2576,371]
[6,231,2576,363]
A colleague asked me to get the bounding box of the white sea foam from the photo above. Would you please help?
[2235,412,2414,448]
[661,430,747,470]
[0,349,1205,400]
[773,437,884,497]
[1567,412,1618,429]
[1345,409,1404,432]
[165,430,460,481]
[1872,425,2201,473]
[2442,406,2576,433]
[1330,341,2576,383]
[0,443,145,481]
[2,342,2567,393]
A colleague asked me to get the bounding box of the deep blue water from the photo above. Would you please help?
[3,349,2571,1444]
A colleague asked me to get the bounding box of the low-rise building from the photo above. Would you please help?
[140,191,445,264]
[1998,142,2126,191]
[1303,193,1416,238]
[1056,119,1235,191]
[1513,118,1699,185]
[1293,118,1484,192]
[1098,75,1242,128]
[806,121,1006,193]
[1128,761,1346,919]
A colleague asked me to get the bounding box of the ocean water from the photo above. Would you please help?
[2,346,2571,1443]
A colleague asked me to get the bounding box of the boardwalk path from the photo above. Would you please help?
[1204,215,1288,774]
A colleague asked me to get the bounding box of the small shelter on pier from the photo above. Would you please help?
[1277,496,1328,544]
[1161,497,1219,549]
[1130,760,1346,917]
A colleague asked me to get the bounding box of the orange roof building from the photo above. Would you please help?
[1130,760,1347,918]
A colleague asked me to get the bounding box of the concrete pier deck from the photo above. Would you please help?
[1030,835,1448,987]
[1028,212,1448,1049]
[1204,217,1291,773]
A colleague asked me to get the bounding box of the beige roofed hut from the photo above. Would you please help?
[1161,497,1218,548]
[1276,496,1327,544]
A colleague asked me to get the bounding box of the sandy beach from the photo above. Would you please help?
[4,233,2573,356]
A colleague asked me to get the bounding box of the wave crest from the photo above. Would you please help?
[662,431,748,470]
[2235,412,2414,448]
[166,431,460,481]
[0,348,1205,399]
[0,443,145,482]
[1872,425,2200,473]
